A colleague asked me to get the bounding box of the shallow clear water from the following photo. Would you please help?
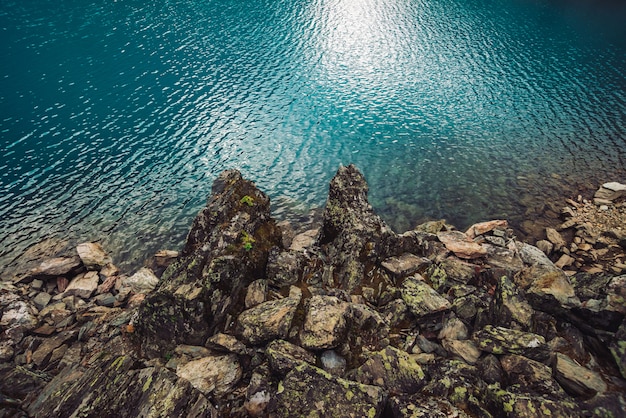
[1,0,625,274]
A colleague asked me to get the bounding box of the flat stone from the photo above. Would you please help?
[300,295,350,350]
[595,182,626,201]
[174,345,212,359]
[442,339,481,365]
[546,228,566,250]
[76,242,112,270]
[555,254,575,269]
[94,293,116,307]
[205,333,248,355]
[31,279,44,290]
[401,275,451,318]
[31,330,76,367]
[473,325,550,362]
[237,295,300,345]
[122,267,159,294]
[555,353,607,397]
[32,292,52,311]
[64,271,99,299]
[176,354,241,396]
[154,250,179,267]
[381,253,431,278]
[465,220,508,239]
[437,231,487,259]
[535,240,553,255]
[30,257,81,277]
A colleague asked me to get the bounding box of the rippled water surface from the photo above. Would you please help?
[1,0,625,274]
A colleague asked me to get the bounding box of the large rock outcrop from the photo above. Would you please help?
[134,170,282,357]
[3,166,625,418]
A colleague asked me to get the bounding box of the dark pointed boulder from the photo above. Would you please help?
[134,170,282,357]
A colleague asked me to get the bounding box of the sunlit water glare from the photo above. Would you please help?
[1,0,625,275]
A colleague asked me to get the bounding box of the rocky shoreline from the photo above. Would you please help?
[1,165,625,417]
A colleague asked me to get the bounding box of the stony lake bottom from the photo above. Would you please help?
[1,0,625,275]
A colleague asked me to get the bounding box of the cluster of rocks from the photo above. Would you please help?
[1,165,625,417]
[534,182,626,277]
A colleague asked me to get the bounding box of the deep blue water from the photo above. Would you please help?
[1,0,625,274]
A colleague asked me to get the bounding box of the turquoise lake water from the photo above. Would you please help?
[1,0,625,273]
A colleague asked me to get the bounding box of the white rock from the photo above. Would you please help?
[65,271,99,299]
[76,242,112,270]
[0,300,38,330]
[176,354,242,396]
[123,267,159,294]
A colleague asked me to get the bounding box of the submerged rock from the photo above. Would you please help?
[76,242,112,271]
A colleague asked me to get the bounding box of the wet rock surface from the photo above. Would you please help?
[1,166,625,417]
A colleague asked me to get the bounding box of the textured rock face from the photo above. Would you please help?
[6,168,626,418]
[271,363,387,418]
[134,170,282,357]
[316,164,398,293]
[26,355,216,418]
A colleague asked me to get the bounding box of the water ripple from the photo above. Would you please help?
[1,0,625,275]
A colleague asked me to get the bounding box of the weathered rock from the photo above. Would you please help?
[401,275,451,318]
[1,299,38,331]
[245,279,267,309]
[381,253,431,278]
[135,170,282,357]
[320,350,347,375]
[478,354,506,385]
[32,291,52,311]
[266,249,302,287]
[272,362,386,417]
[300,295,350,350]
[76,242,112,270]
[473,325,550,362]
[491,276,534,331]
[465,219,508,240]
[546,228,567,251]
[485,384,580,418]
[176,354,242,396]
[555,353,607,397]
[438,316,469,341]
[442,339,481,365]
[94,293,116,307]
[388,395,471,417]
[26,355,216,417]
[349,346,426,394]
[437,230,487,259]
[31,331,77,368]
[122,267,159,294]
[594,182,626,202]
[289,228,318,252]
[422,360,488,413]
[64,271,99,299]
[266,339,317,376]
[205,333,248,355]
[237,295,300,345]
[244,364,273,417]
[29,256,82,278]
[317,164,397,293]
[499,354,566,398]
